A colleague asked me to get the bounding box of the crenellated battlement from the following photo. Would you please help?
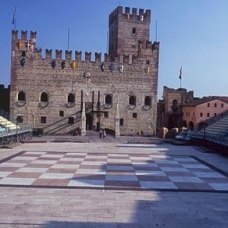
[12,30,37,41]
[12,30,158,64]
[138,40,159,53]
[109,6,151,25]
[41,48,142,65]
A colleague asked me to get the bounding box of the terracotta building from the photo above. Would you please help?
[182,96,228,131]
[10,6,159,136]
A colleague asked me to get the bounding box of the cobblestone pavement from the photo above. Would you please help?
[0,141,227,227]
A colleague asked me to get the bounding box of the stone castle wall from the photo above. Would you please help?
[10,7,159,136]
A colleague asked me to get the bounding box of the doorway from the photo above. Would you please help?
[86,113,93,130]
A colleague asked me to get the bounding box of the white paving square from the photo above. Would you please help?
[51,164,79,169]
[107,165,134,171]
[160,167,190,172]
[107,159,130,163]
[76,169,106,175]
[39,173,74,179]
[193,172,226,178]
[105,175,138,181]
[66,153,87,156]
[0,172,12,177]
[182,164,210,169]
[12,156,37,161]
[140,181,178,189]
[169,176,204,183]
[155,160,179,165]
[209,183,228,191]
[135,170,166,176]
[0,162,26,168]
[0,177,36,185]
[132,162,158,167]
[59,157,84,162]
[85,155,107,160]
[16,167,49,173]
[82,161,106,166]
[40,154,64,158]
[68,179,104,187]
[173,157,197,162]
[24,152,44,155]
[31,160,57,165]
[130,157,150,161]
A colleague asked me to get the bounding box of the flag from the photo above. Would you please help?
[12,7,16,25]
[179,66,182,79]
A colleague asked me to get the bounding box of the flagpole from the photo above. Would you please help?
[179,66,182,89]
[12,6,17,30]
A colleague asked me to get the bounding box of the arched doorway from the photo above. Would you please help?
[189,121,194,131]
[86,113,93,130]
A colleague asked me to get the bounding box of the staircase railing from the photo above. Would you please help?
[42,111,81,135]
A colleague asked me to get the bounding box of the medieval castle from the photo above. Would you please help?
[10,6,159,136]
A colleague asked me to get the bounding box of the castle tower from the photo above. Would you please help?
[109,6,151,58]
[11,30,37,87]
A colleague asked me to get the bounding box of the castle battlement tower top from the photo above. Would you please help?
[109,6,151,58]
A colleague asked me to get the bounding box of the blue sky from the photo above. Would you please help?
[1,0,228,98]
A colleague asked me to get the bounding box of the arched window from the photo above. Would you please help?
[68,93,75,103]
[144,96,151,106]
[105,94,112,105]
[40,92,48,102]
[129,96,136,106]
[18,91,26,101]
[172,99,178,112]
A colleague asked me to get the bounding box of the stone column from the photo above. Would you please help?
[115,103,120,138]
[81,102,86,136]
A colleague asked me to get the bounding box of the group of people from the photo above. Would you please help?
[99,129,106,138]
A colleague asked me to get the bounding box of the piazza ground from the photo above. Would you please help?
[0,140,227,227]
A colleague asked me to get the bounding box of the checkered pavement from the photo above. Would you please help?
[0,151,228,191]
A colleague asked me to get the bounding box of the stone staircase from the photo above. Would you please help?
[205,114,228,135]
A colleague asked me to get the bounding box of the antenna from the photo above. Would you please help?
[155,20,158,42]
[106,30,109,53]
[67,28,70,51]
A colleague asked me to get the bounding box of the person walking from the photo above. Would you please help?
[99,129,102,138]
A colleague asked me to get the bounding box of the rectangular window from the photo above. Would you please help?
[120,118,124,126]
[133,113,137,118]
[104,112,109,118]
[16,116,23,123]
[207,113,210,117]
[59,111,64,117]
[214,103,217,108]
[207,103,210,107]
[221,103,224,108]
[200,113,203,117]
[40,116,46,124]
[68,117,74,124]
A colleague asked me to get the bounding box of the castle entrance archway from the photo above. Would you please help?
[86,113,93,130]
